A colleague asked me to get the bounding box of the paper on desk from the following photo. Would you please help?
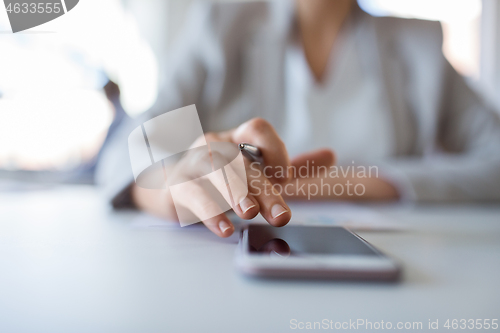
[236,202,402,231]
[131,202,402,231]
[129,214,183,229]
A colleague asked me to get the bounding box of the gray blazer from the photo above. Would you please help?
[96,0,500,204]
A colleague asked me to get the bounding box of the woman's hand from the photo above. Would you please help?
[132,118,292,238]
[282,150,399,201]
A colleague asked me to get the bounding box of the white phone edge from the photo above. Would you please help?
[235,226,401,281]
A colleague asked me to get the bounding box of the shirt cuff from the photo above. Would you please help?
[377,164,418,203]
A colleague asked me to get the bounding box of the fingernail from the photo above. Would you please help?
[219,220,232,234]
[271,204,288,219]
[271,250,283,258]
[239,197,256,213]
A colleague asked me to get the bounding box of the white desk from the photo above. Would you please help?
[1,186,499,333]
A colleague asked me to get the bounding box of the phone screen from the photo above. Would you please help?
[247,225,379,257]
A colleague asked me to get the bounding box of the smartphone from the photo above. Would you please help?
[235,224,401,281]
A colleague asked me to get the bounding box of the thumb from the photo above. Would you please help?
[290,149,336,172]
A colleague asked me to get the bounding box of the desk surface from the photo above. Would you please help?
[1,186,499,333]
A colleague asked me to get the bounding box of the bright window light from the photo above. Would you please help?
[359,0,482,78]
[0,0,158,171]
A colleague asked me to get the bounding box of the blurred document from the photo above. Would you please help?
[245,202,403,231]
[131,202,403,231]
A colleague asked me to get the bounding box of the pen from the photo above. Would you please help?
[238,143,264,165]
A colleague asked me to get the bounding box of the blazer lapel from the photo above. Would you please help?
[371,17,419,156]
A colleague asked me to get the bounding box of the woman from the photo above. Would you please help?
[97,0,500,238]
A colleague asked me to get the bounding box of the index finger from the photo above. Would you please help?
[229,118,290,183]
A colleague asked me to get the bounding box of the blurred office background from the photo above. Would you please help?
[0,0,499,187]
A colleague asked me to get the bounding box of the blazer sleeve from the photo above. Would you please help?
[383,53,500,202]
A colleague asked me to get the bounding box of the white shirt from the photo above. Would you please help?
[282,17,395,163]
